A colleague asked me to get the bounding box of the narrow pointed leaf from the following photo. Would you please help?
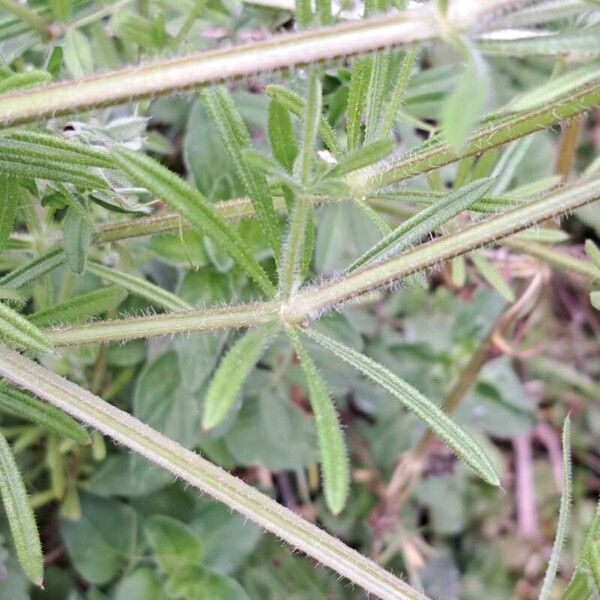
[442,47,489,153]
[203,325,275,430]
[350,178,493,271]
[63,207,92,274]
[297,70,322,184]
[0,432,43,586]
[0,384,89,444]
[28,285,127,327]
[539,416,572,600]
[87,262,190,312]
[378,47,416,139]
[0,247,64,289]
[110,147,275,295]
[364,51,390,143]
[200,87,281,259]
[266,85,341,157]
[346,57,372,151]
[330,139,393,178]
[0,172,19,254]
[288,328,349,515]
[301,327,500,487]
[471,252,515,302]
[590,540,600,594]
[268,98,298,173]
[585,239,600,273]
[0,302,51,353]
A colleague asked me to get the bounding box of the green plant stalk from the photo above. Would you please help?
[0,1,531,127]
[286,175,600,320]
[0,343,428,600]
[46,176,600,346]
[47,301,279,347]
[354,79,600,191]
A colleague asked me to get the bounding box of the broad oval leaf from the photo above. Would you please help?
[288,328,349,515]
[0,384,89,444]
[0,301,51,353]
[203,324,275,430]
[0,432,43,586]
[301,327,500,487]
[111,147,275,296]
[63,207,92,274]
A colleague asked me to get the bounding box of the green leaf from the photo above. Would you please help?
[265,85,341,158]
[268,99,298,173]
[585,239,600,273]
[301,327,500,487]
[111,146,275,295]
[0,172,19,255]
[332,139,394,180]
[471,253,515,303]
[0,384,89,444]
[476,26,600,56]
[288,328,349,515]
[0,432,43,586]
[165,565,250,600]
[364,52,390,143]
[346,57,372,151]
[0,301,51,353]
[203,325,275,430]
[590,540,600,596]
[28,285,127,327]
[62,206,92,274]
[63,29,94,78]
[0,71,51,94]
[539,416,572,600]
[378,47,417,139]
[350,178,493,271]
[297,70,322,184]
[60,493,137,586]
[145,515,202,576]
[87,262,189,312]
[441,45,488,153]
[0,247,64,289]
[200,87,281,260]
[113,568,166,600]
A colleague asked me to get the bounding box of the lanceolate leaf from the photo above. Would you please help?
[62,206,92,274]
[268,99,298,173]
[0,301,51,353]
[442,43,489,153]
[0,384,89,444]
[86,262,190,312]
[288,328,349,515]
[111,147,275,295]
[0,247,64,289]
[539,416,572,600]
[0,432,43,586]
[203,325,275,430]
[346,57,372,151]
[470,252,515,302]
[349,178,493,271]
[200,87,281,259]
[301,327,500,487]
[266,85,341,157]
[28,285,127,327]
[329,139,393,178]
[0,172,19,254]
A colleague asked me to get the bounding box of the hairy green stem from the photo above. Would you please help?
[46,176,600,346]
[0,344,428,600]
[286,175,600,319]
[0,1,529,127]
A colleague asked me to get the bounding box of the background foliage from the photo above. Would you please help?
[0,0,599,599]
